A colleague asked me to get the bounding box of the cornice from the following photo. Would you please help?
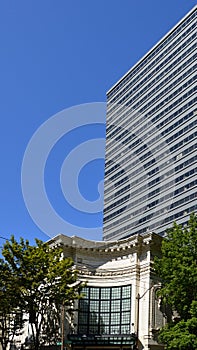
[78,268,139,278]
[48,232,163,258]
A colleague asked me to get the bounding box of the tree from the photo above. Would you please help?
[158,301,197,349]
[154,213,197,349]
[0,236,82,350]
[0,262,25,350]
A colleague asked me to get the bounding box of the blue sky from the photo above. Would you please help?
[0,0,196,247]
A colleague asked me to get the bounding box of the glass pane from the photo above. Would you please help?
[122,285,131,298]
[100,300,110,312]
[81,287,89,298]
[110,325,121,334]
[78,325,87,334]
[101,288,111,299]
[111,313,120,324]
[90,300,99,312]
[78,313,88,324]
[89,312,99,324]
[111,300,120,311]
[111,287,121,299]
[121,325,130,334]
[101,325,109,334]
[121,299,130,311]
[100,313,110,324]
[121,312,130,323]
[89,325,99,334]
[79,300,89,311]
[90,287,100,299]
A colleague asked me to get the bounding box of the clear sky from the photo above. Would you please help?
[0,0,196,247]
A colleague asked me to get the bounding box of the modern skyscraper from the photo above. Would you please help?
[103,6,197,241]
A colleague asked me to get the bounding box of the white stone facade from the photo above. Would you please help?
[49,232,166,350]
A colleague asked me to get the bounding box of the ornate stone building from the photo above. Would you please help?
[49,232,166,350]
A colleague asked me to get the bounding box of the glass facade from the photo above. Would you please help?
[78,285,131,335]
[103,6,197,241]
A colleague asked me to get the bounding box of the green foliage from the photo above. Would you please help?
[154,213,197,349]
[0,260,24,350]
[0,236,82,350]
[159,311,197,349]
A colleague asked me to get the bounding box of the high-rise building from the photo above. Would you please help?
[103,6,197,241]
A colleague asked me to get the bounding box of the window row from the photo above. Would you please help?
[109,47,196,112]
[124,204,197,239]
[104,203,197,240]
[104,181,196,230]
[107,61,196,140]
[79,311,131,324]
[105,108,194,178]
[104,155,197,223]
[104,174,196,220]
[78,324,131,335]
[107,53,196,139]
[105,130,196,200]
[108,73,196,151]
[107,57,195,143]
[107,10,196,99]
[106,94,196,160]
[105,126,196,196]
[82,286,131,300]
[105,161,196,206]
[104,168,196,231]
[109,41,196,111]
[108,37,196,117]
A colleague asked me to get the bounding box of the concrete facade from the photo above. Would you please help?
[103,5,197,241]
